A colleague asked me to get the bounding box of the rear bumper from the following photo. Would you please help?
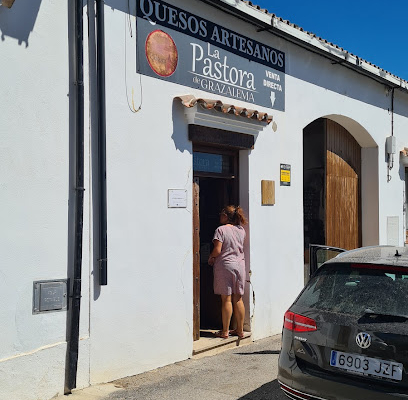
[279,381,328,400]
[278,352,408,400]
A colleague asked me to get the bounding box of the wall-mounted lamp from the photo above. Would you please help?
[386,135,396,182]
[2,0,16,8]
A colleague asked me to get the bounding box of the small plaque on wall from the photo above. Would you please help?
[280,164,291,186]
[261,180,275,205]
[168,189,187,208]
[33,279,68,314]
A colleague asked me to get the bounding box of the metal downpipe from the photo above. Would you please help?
[96,0,108,285]
[65,0,85,392]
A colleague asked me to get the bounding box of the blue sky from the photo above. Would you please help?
[251,1,408,81]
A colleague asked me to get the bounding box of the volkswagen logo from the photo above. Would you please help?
[356,332,371,349]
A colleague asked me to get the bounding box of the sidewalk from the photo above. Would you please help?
[58,334,284,400]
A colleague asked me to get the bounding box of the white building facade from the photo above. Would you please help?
[1,0,408,399]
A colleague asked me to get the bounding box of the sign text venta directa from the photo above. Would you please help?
[136,0,285,110]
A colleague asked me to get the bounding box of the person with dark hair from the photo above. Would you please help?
[208,205,248,339]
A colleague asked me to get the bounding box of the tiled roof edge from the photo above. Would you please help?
[176,95,273,123]
[218,0,407,90]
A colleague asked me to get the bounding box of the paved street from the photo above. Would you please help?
[101,335,286,400]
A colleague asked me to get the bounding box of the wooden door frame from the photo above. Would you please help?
[192,145,239,341]
[193,177,200,341]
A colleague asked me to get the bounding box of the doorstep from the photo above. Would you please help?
[192,330,252,358]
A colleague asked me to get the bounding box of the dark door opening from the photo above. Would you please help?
[199,177,237,330]
[193,147,238,340]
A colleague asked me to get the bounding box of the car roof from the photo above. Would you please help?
[325,245,408,268]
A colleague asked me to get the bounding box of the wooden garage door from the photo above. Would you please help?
[326,120,361,250]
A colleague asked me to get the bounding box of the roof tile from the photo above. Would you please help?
[176,95,273,124]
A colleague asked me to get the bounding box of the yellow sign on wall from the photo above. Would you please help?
[280,164,291,186]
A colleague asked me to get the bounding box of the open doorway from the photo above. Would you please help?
[303,118,361,280]
[192,146,239,340]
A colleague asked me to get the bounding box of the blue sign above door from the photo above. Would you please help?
[136,0,285,111]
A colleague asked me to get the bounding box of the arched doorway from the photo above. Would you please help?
[303,118,362,256]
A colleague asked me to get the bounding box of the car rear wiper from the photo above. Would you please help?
[362,309,408,322]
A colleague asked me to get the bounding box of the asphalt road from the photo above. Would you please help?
[102,335,286,400]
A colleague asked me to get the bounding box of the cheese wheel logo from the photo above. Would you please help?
[145,30,178,77]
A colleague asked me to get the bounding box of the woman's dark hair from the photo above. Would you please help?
[221,205,247,225]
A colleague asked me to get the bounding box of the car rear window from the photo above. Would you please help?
[295,263,408,317]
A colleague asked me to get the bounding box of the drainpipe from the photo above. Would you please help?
[96,0,108,285]
[66,0,84,392]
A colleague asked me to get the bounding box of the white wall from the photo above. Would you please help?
[86,0,408,381]
[89,84,195,382]
[247,31,408,337]
[0,1,83,399]
[3,1,408,398]
[88,1,195,382]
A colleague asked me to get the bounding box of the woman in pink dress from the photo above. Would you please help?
[208,205,247,339]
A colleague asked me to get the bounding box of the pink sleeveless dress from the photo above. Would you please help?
[212,224,246,295]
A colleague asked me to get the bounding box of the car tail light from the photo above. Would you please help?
[284,311,317,332]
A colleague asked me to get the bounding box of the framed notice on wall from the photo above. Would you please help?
[280,164,291,186]
[168,189,187,208]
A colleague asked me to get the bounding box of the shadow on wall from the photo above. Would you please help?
[0,0,42,47]
[398,160,406,182]
[171,98,192,154]
[104,0,135,16]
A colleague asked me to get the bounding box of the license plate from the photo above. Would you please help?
[330,350,403,381]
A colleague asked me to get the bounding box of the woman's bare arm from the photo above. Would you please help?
[208,239,222,265]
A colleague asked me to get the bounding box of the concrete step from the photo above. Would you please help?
[192,330,252,358]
